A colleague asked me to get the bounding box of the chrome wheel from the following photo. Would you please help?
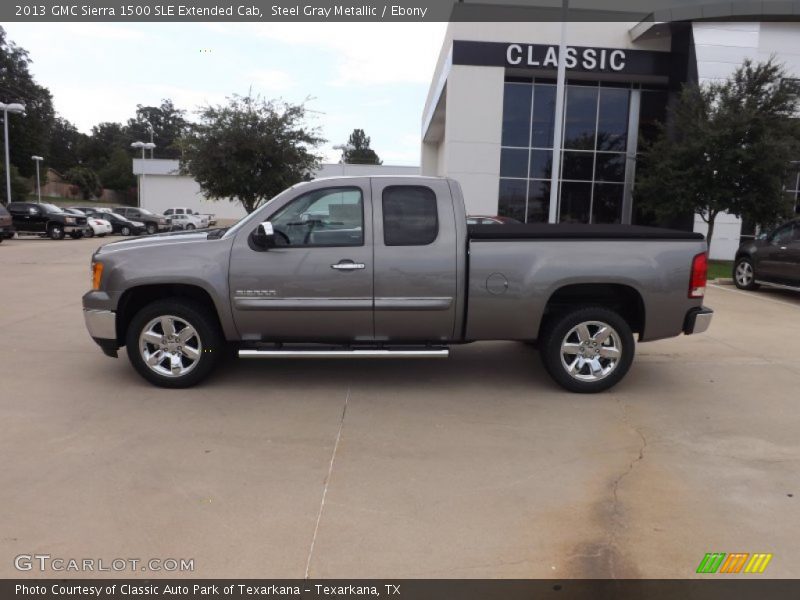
[735,261,753,287]
[139,315,202,378]
[560,320,622,382]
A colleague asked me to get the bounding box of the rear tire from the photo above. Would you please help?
[733,257,759,290]
[146,223,157,235]
[126,299,223,388]
[540,306,635,393]
[186,223,196,231]
[85,228,95,238]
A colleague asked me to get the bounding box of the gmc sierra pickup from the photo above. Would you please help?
[82,176,713,393]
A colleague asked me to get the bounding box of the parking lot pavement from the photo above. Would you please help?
[1,236,798,579]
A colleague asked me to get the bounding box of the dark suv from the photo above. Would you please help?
[0,203,14,242]
[7,202,88,240]
[112,207,170,234]
[734,219,800,291]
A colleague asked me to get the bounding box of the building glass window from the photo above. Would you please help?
[499,78,651,225]
[498,81,556,223]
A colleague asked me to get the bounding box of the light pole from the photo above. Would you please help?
[131,141,156,208]
[0,102,26,204]
[332,143,355,175]
[31,155,43,203]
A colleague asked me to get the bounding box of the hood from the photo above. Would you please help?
[96,230,212,255]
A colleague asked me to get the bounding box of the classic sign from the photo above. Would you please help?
[506,43,626,71]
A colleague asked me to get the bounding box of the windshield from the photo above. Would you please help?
[137,208,154,215]
[41,203,64,213]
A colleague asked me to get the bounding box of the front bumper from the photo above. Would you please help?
[83,309,119,357]
[64,224,87,233]
[684,306,713,335]
[84,308,115,339]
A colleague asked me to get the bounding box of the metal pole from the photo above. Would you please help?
[140,147,146,208]
[548,0,569,224]
[35,159,41,202]
[3,108,10,204]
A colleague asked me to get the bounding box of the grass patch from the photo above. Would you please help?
[708,260,733,281]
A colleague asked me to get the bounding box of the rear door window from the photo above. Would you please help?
[382,186,438,246]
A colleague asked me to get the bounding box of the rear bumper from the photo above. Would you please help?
[0,225,14,238]
[684,306,713,335]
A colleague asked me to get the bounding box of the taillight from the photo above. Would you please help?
[92,262,104,290]
[689,252,707,298]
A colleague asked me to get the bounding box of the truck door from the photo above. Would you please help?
[371,179,458,342]
[228,181,374,342]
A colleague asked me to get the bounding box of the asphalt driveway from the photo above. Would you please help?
[0,236,798,578]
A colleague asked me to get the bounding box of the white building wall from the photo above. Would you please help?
[440,65,506,215]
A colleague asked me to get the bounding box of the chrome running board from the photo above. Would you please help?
[239,348,449,359]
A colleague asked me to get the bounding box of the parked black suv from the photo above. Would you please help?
[0,203,14,242]
[7,202,88,240]
[112,207,171,234]
[734,219,800,291]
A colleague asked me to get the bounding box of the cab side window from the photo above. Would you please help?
[382,186,438,246]
[269,187,364,247]
[772,224,797,244]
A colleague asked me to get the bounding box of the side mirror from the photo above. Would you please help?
[252,221,276,249]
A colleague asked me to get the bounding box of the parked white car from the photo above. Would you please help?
[64,209,112,238]
[169,213,206,231]
[163,207,214,227]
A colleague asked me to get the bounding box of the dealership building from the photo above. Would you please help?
[421,11,800,259]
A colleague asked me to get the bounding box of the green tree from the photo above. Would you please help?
[343,128,382,164]
[635,59,800,248]
[65,166,101,200]
[180,94,324,213]
[78,122,131,172]
[98,147,136,191]
[126,99,188,159]
[47,116,86,173]
[0,163,31,203]
[0,26,55,178]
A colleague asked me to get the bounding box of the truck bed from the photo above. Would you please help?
[468,223,705,241]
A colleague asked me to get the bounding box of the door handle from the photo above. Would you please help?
[331,261,365,271]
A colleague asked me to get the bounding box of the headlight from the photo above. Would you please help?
[65,217,76,224]
[91,262,104,290]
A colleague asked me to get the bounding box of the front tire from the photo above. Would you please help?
[70,231,84,239]
[126,299,223,388]
[48,224,65,240]
[734,257,759,290]
[120,225,132,236]
[540,306,635,393]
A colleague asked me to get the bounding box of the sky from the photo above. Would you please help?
[2,22,448,164]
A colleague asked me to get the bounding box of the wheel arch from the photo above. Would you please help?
[116,284,227,345]
[539,283,645,340]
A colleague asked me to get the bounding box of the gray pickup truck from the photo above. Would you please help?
[82,176,712,393]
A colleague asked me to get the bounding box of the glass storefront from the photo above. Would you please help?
[498,78,668,224]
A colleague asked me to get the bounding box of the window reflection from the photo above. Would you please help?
[499,78,664,225]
